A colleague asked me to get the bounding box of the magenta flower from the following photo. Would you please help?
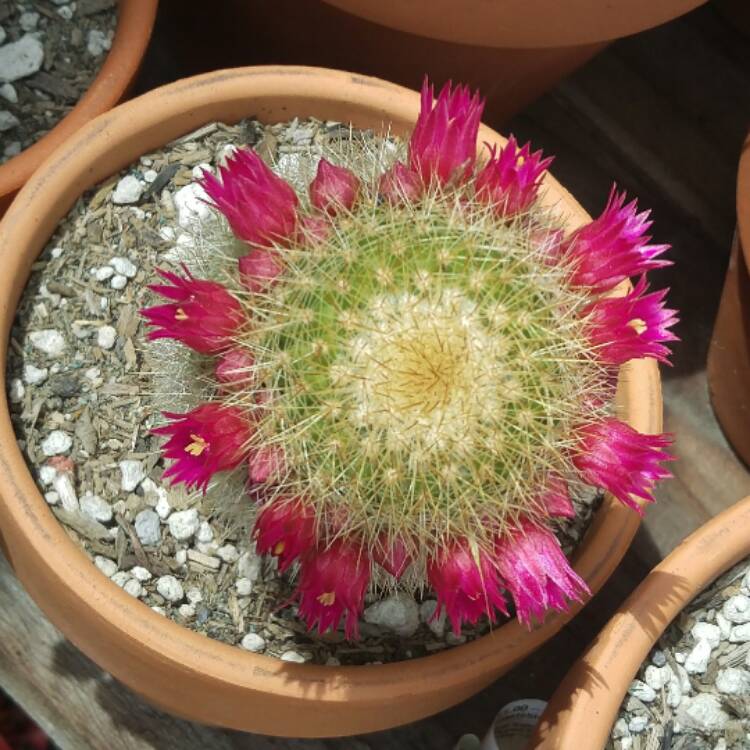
[475,136,553,217]
[309,159,360,214]
[297,214,332,245]
[584,276,679,365]
[494,520,589,627]
[200,148,298,247]
[238,249,284,294]
[214,348,255,389]
[427,538,508,635]
[537,473,575,519]
[295,541,370,640]
[563,187,671,292]
[572,419,674,513]
[141,267,244,354]
[372,536,411,579]
[378,161,422,204]
[253,497,316,572]
[152,404,252,493]
[247,445,285,484]
[409,78,484,187]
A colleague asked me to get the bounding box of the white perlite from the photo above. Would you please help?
[240,633,266,653]
[94,556,117,578]
[643,664,672,691]
[235,578,254,596]
[134,509,161,546]
[110,256,137,278]
[676,694,729,733]
[364,593,420,637]
[19,12,39,31]
[280,650,306,663]
[168,508,200,541]
[111,175,143,205]
[684,638,713,674]
[156,575,184,603]
[130,566,152,582]
[627,680,656,704]
[238,551,262,583]
[217,544,239,563]
[123,579,143,598]
[0,35,45,83]
[691,621,721,649]
[97,325,117,350]
[0,110,19,132]
[0,83,18,104]
[119,459,145,492]
[729,622,750,642]
[419,599,446,638]
[29,329,65,357]
[80,493,113,523]
[23,364,48,385]
[9,379,24,403]
[715,667,750,695]
[196,520,214,544]
[41,430,72,456]
[87,29,112,57]
[723,595,750,624]
[110,274,128,290]
[174,183,211,228]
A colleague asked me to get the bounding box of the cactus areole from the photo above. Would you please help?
[142,79,677,641]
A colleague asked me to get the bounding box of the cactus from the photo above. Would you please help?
[142,79,677,638]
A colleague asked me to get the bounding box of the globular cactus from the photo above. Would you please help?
[142,79,677,639]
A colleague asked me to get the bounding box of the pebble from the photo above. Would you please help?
[235,578,254,596]
[644,664,672,691]
[87,29,112,56]
[676,694,729,733]
[627,680,656,703]
[280,650,306,663]
[156,575,184,603]
[174,182,211,228]
[119,459,145,492]
[238,551,262,582]
[123,579,143,598]
[111,571,130,588]
[684,638,713,674]
[57,5,74,20]
[19,12,40,31]
[23,364,48,385]
[723,595,750,624]
[4,141,20,158]
[716,612,732,639]
[110,256,137,278]
[9,378,24,403]
[186,588,202,604]
[0,35,45,83]
[143,169,158,183]
[715,667,750,695]
[97,325,116,350]
[178,604,196,618]
[155,492,171,520]
[41,430,72,456]
[94,556,117,577]
[729,623,750,642]
[612,719,630,739]
[29,329,66,358]
[240,633,266,653]
[217,544,239,563]
[174,550,187,566]
[0,109,18,131]
[628,716,648,734]
[0,83,17,103]
[39,465,57,486]
[364,593,420,637]
[134,509,161,546]
[419,600,446,637]
[168,508,200,541]
[110,274,128,290]
[666,672,683,708]
[692,622,722,649]
[111,175,143,205]
[80,492,112,523]
[151,606,166,616]
[130,566,152,582]
[44,491,59,505]
[93,265,114,281]
[196,520,214,544]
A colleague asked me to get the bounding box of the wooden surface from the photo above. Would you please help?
[2,3,750,747]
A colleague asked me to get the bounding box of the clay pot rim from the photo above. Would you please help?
[736,129,750,265]
[530,495,750,749]
[320,0,705,49]
[0,0,158,203]
[0,66,662,735]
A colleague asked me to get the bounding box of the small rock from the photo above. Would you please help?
[97,325,116,350]
[628,716,648,734]
[111,571,130,588]
[119,459,145,492]
[217,544,239,563]
[168,508,200,541]
[134,509,161,546]
[87,29,112,56]
[41,430,72,456]
[44,491,59,505]
[0,109,18,132]
[0,36,45,83]
[723,595,750,624]
[684,639,712,674]
[174,550,187,566]
[691,622,721,649]
[151,606,166,616]
[110,256,137,278]
[445,632,466,646]
[144,169,158,183]
[0,83,17,103]
[235,578,253,596]
[174,182,211,228]
[4,141,21,158]
[363,593,420,637]
[110,274,128,290]
[94,556,117,577]
[123,579,143,598]
[715,667,750,695]
[238,551,262,582]
[130,566,152,582]
[29,329,66,358]
[57,5,74,20]
[19,12,40,31]
[729,623,750,643]
[178,604,196,618]
[667,672,683,708]
[9,378,24,403]
[111,175,143,205]
[196,520,213,543]
[677,694,729,733]
[612,718,630,739]
[717,612,732,639]
[627,680,656,703]
[644,664,672,691]
[39,465,57,486]
[186,587,202,604]
[280,650,306,663]
[240,633,266,652]
[23,364,48,385]
[93,265,114,281]
[80,492,112,523]
[154,492,171,520]
[156,575,184,603]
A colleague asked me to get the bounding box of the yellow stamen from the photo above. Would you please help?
[174,307,188,321]
[273,541,285,556]
[184,433,208,456]
[317,591,336,606]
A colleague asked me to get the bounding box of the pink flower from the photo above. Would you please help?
[427,538,508,635]
[372,536,411,579]
[152,404,252,493]
[200,148,298,247]
[253,497,316,572]
[296,540,370,639]
[214,348,255,389]
[475,136,553,217]
[378,161,422,204]
[537,473,575,519]
[141,267,244,354]
[309,159,359,214]
[409,78,484,187]
[494,520,589,627]
[247,445,285,484]
[572,418,674,513]
[562,186,671,292]
[584,276,678,365]
[297,214,332,245]
[238,249,284,293]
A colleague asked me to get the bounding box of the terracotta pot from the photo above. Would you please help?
[708,132,750,467]
[529,494,750,749]
[0,0,158,217]
[0,66,663,737]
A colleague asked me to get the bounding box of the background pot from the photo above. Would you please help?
[0,0,158,217]
[529,494,750,749]
[708,131,750,467]
[0,66,663,738]
[150,0,704,128]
